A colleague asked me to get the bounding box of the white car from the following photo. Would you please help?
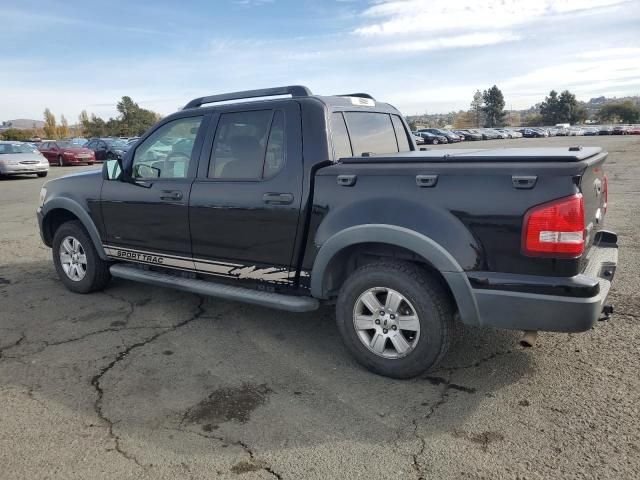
[0,141,49,178]
[567,127,584,136]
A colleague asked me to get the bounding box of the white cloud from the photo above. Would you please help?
[354,0,627,36]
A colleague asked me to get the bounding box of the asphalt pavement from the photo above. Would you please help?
[1,135,639,479]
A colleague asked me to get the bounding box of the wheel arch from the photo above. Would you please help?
[41,198,107,260]
[310,224,481,325]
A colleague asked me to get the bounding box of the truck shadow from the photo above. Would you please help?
[1,260,532,466]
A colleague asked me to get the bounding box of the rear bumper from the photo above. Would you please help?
[467,231,618,332]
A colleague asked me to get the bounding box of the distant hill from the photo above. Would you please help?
[0,119,45,130]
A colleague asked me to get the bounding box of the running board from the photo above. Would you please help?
[109,264,320,312]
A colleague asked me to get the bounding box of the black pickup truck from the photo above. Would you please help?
[37,86,618,378]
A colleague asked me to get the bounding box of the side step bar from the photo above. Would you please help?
[110,264,320,312]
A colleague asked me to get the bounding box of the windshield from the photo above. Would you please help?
[57,141,77,148]
[0,143,37,154]
[105,139,128,148]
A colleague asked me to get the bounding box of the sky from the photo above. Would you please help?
[1,0,639,122]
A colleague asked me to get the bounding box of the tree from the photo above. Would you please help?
[598,101,640,123]
[540,90,588,125]
[482,85,506,127]
[470,90,484,128]
[57,114,70,138]
[453,110,475,129]
[0,128,32,141]
[116,96,159,136]
[43,108,57,138]
[79,110,90,136]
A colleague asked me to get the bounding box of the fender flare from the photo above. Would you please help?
[310,224,481,326]
[41,197,108,260]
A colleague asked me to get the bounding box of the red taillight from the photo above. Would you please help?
[603,175,608,213]
[523,194,585,257]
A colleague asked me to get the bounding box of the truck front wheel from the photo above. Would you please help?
[52,220,111,293]
[335,262,454,378]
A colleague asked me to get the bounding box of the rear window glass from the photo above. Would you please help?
[343,112,400,156]
[391,115,411,151]
[331,112,352,159]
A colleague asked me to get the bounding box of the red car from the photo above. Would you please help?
[39,141,95,166]
[627,126,640,135]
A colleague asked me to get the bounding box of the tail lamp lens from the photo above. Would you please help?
[523,194,585,257]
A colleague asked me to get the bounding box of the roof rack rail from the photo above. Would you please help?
[183,85,312,110]
[337,93,376,101]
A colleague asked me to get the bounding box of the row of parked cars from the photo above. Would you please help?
[412,127,524,144]
[413,124,640,144]
[0,136,141,178]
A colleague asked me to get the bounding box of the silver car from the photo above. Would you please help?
[0,141,49,178]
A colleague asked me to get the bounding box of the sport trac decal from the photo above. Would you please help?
[103,245,308,284]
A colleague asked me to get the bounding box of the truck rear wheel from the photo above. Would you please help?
[52,220,111,293]
[336,262,454,379]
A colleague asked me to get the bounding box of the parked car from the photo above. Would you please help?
[583,127,600,136]
[454,129,483,141]
[37,85,618,379]
[627,126,640,135]
[0,141,49,177]
[412,133,425,145]
[495,128,515,139]
[520,128,546,138]
[84,138,131,162]
[599,126,613,135]
[126,137,140,146]
[39,141,95,166]
[415,131,447,145]
[567,127,585,136]
[612,126,629,135]
[485,128,508,139]
[477,128,501,140]
[419,128,461,143]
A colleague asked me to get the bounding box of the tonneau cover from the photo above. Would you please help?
[339,147,603,164]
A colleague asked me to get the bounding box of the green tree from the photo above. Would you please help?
[116,96,159,136]
[43,108,57,138]
[482,85,506,127]
[540,90,560,124]
[470,90,484,128]
[557,90,587,124]
[598,101,640,123]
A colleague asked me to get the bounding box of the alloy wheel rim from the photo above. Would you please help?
[59,236,87,281]
[353,287,420,359]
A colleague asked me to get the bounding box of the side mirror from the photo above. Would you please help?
[103,158,123,181]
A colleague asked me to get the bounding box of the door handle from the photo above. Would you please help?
[160,190,183,201]
[263,192,294,205]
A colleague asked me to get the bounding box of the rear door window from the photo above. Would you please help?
[343,112,399,156]
[331,112,353,159]
[209,110,276,180]
[391,115,411,151]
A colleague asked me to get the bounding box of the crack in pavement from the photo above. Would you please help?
[433,349,515,375]
[410,372,454,479]
[90,295,206,469]
[168,426,282,479]
[0,326,173,360]
[0,333,25,360]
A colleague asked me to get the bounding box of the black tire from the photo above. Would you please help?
[335,262,454,379]
[52,220,111,293]
[58,155,65,167]
[37,172,48,178]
